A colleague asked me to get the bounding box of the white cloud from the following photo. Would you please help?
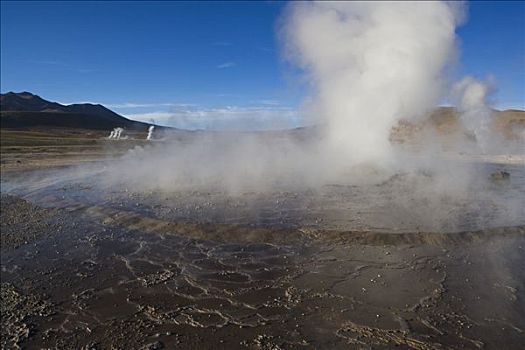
[29,60,64,65]
[105,102,194,109]
[217,62,237,69]
[28,60,95,73]
[253,99,281,106]
[58,101,195,109]
[256,46,274,53]
[211,41,233,46]
[57,100,101,106]
[124,105,302,131]
[56,99,302,131]
[106,103,163,108]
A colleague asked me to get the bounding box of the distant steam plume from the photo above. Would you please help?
[147,125,155,140]
[452,76,494,152]
[107,127,125,140]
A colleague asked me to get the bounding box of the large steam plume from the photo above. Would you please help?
[6,1,522,233]
[101,1,506,193]
[281,1,465,165]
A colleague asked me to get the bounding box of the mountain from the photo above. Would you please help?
[429,106,525,139]
[390,106,525,142]
[0,92,156,130]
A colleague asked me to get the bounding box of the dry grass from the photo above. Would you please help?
[0,128,150,172]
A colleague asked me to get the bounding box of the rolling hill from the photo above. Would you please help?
[0,92,156,130]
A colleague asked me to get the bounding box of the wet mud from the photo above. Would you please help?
[3,160,525,234]
[1,162,525,349]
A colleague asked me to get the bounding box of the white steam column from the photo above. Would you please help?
[147,125,155,140]
[107,127,124,140]
[283,1,462,164]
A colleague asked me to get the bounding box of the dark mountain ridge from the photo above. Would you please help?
[0,92,158,130]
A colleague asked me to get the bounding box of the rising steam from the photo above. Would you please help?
[5,1,522,233]
[107,127,125,140]
[147,125,155,140]
[281,1,465,164]
[104,1,509,195]
[452,76,494,152]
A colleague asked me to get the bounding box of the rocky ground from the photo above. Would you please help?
[1,194,524,349]
[1,127,524,349]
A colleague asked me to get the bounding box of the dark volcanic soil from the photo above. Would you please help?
[1,194,60,249]
[1,194,524,349]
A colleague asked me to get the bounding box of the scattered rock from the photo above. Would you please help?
[140,341,164,350]
[490,170,510,181]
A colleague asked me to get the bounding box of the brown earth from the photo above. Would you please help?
[1,112,524,349]
[390,107,525,144]
[1,194,524,349]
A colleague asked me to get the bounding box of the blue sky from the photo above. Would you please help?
[1,1,524,129]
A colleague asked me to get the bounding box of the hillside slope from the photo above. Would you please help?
[0,92,154,130]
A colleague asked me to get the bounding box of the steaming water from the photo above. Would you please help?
[2,158,524,234]
[2,2,518,235]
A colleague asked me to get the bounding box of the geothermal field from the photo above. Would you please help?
[1,125,524,349]
[1,1,525,350]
